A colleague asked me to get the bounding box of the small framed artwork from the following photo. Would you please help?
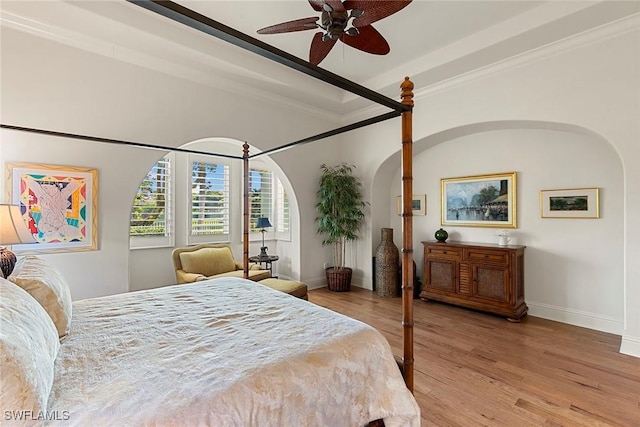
[540,188,599,218]
[396,194,426,216]
[441,172,517,228]
[7,162,98,253]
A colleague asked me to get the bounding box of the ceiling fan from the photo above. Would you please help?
[257,0,412,65]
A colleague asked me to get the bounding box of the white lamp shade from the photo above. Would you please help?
[0,204,35,245]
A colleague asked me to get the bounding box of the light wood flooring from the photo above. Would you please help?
[308,287,640,427]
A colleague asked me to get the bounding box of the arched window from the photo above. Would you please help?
[129,154,174,248]
[129,149,290,249]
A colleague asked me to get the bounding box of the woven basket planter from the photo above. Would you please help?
[326,267,352,292]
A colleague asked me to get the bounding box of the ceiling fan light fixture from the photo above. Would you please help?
[345,27,359,37]
[322,3,334,13]
[350,9,364,19]
[257,0,413,65]
[320,10,331,29]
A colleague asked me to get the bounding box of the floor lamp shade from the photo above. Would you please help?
[0,204,35,278]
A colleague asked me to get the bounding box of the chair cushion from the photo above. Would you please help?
[259,278,308,299]
[0,277,60,415]
[179,247,237,277]
[8,256,73,339]
[212,269,271,282]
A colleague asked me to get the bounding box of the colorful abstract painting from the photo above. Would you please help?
[8,163,98,253]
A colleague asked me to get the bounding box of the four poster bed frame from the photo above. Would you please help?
[2,0,416,394]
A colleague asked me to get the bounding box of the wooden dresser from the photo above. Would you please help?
[420,240,527,321]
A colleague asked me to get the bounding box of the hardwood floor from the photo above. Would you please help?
[308,287,640,427]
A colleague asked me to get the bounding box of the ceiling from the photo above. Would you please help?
[2,1,639,117]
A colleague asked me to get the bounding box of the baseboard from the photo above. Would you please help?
[304,271,373,291]
[302,287,624,336]
[305,276,327,290]
[527,301,623,335]
[620,335,640,358]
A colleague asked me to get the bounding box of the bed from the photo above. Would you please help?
[1,257,419,426]
[1,0,418,425]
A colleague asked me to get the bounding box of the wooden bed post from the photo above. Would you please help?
[243,142,250,279]
[400,77,415,393]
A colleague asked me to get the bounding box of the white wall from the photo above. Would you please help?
[0,130,151,300]
[2,14,639,356]
[386,128,624,334]
[0,26,335,298]
[340,24,640,354]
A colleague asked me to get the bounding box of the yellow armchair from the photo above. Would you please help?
[172,243,270,284]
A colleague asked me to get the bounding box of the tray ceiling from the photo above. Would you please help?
[1,1,638,117]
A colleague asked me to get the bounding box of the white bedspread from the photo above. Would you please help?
[47,278,420,426]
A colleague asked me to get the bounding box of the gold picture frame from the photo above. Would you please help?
[7,162,98,253]
[441,172,516,228]
[396,194,426,216]
[540,187,599,218]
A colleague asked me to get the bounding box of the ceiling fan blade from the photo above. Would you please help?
[309,32,338,65]
[308,0,346,13]
[257,17,319,34]
[340,25,390,55]
[343,0,412,27]
[308,0,323,11]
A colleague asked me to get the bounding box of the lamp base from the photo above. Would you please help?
[259,246,268,258]
[0,247,17,279]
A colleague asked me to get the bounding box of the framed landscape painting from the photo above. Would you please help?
[7,162,98,253]
[540,188,599,218]
[396,194,426,216]
[441,172,517,228]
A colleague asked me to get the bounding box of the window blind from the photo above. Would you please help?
[276,178,290,232]
[249,168,273,231]
[191,161,229,235]
[130,155,172,237]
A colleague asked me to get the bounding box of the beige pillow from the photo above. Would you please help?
[0,278,60,415]
[9,256,73,338]
[179,247,237,277]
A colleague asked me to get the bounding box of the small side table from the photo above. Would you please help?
[248,255,279,278]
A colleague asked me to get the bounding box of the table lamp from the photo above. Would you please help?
[256,217,272,258]
[0,204,36,279]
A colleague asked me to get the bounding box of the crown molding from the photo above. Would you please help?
[343,13,640,125]
[0,9,344,123]
[2,5,638,125]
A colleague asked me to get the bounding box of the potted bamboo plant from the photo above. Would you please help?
[315,163,367,291]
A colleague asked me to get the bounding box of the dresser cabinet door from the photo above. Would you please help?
[425,259,457,293]
[471,263,509,303]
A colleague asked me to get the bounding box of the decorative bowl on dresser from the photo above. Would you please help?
[420,240,527,322]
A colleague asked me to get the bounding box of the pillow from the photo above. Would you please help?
[8,256,73,338]
[0,277,60,416]
[179,247,237,277]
